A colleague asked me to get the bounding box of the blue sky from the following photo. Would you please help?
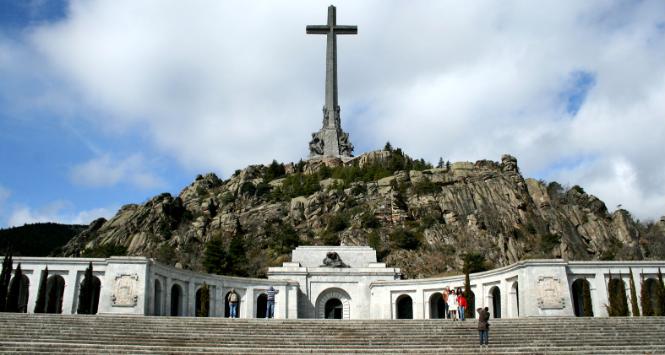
[1,0,664,226]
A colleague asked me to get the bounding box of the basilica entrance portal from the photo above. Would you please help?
[315,288,351,319]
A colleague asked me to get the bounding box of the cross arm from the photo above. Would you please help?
[306,25,330,34]
[333,26,357,35]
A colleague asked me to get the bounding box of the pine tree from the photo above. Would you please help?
[383,141,393,152]
[34,267,48,313]
[227,235,248,277]
[77,262,94,314]
[582,279,593,317]
[6,263,22,312]
[203,237,227,275]
[628,268,640,316]
[436,157,444,169]
[640,274,654,316]
[0,251,13,312]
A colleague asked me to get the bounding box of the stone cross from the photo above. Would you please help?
[307,5,356,158]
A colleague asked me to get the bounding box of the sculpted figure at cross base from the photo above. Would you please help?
[321,251,349,268]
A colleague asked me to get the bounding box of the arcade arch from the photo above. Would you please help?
[315,288,351,319]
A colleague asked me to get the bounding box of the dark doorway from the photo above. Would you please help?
[46,275,65,314]
[429,292,445,319]
[490,286,501,318]
[171,284,182,316]
[396,295,413,319]
[256,293,268,318]
[77,275,101,315]
[325,298,343,319]
[572,279,593,317]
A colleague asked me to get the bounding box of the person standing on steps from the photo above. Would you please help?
[447,288,458,321]
[266,286,279,319]
[457,289,467,321]
[477,307,490,348]
[227,288,239,318]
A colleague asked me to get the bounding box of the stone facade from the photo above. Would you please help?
[5,249,665,320]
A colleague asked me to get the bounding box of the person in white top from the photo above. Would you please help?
[447,288,458,321]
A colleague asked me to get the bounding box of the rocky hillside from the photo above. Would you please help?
[60,149,665,278]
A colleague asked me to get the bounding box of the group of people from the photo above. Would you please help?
[442,287,468,321]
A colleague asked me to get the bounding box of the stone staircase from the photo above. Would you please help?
[0,314,664,354]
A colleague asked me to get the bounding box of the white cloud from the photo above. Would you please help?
[70,154,166,189]
[7,201,116,227]
[2,0,663,219]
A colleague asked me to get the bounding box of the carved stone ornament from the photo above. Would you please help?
[536,276,566,309]
[320,251,349,268]
[112,273,139,307]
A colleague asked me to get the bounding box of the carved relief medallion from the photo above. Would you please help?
[536,276,566,309]
[112,273,139,307]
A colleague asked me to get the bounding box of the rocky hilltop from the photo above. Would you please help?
[61,149,665,278]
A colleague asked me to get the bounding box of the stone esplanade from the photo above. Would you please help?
[4,246,665,320]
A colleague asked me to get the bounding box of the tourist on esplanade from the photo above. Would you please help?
[457,289,467,321]
[477,307,490,348]
[442,287,450,319]
[227,288,239,318]
[266,286,279,319]
[447,287,458,321]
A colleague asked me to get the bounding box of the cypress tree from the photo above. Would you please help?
[582,279,593,317]
[616,272,629,316]
[77,262,94,314]
[628,268,640,316]
[197,283,210,317]
[0,251,13,312]
[6,263,23,312]
[463,260,474,319]
[640,274,654,316]
[34,267,48,313]
[656,268,665,316]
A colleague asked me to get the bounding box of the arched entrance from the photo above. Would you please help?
[225,291,241,318]
[396,294,413,319]
[489,286,501,318]
[429,292,445,319]
[8,274,29,313]
[643,278,660,316]
[195,287,210,317]
[510,282,519,318]
[154,280,162,315]
[571,278,593,317]
[256,293,268,318]
[325,298,343,319]
[170,284,183,316]
[77,275,101,314]
[46,275,65,314]
[315,288,351,319]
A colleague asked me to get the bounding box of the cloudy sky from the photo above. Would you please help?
[0,0,664,227]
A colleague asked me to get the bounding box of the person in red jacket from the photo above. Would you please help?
[457,289,467,321]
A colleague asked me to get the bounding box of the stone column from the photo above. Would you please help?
[593,272,609,317]
[61,270,78,314]
[25,266,44,314]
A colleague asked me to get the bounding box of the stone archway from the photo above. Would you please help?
[8,274,29,313]
[429,292,445,319]
[396,294,413,319]
[315,288,351,319]
[489,286,501,318]
[643,278,660,316]
[571,278,593,317]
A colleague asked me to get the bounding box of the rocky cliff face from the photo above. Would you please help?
[61,151,665,278]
